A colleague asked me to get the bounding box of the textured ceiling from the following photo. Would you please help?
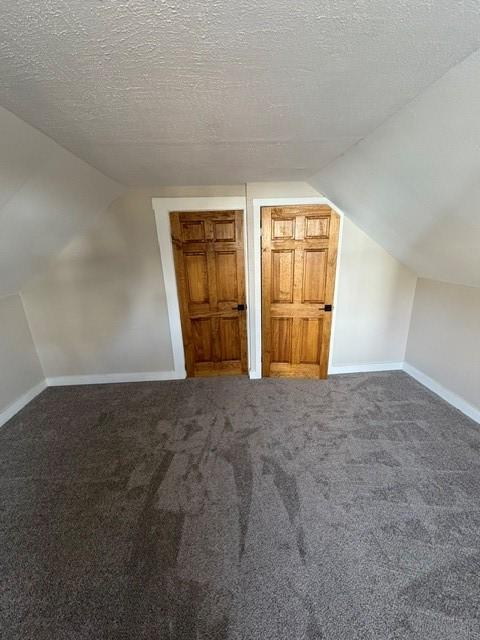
[1,1,480,186]
[309,49,480,287]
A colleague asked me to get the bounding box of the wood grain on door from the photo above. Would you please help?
[261,205,340,378]
[171,210,248,377]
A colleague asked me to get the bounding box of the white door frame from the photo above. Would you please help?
[152,196,250,379]
[152,195,343,380]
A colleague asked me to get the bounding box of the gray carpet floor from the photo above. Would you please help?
[1,371,480,639]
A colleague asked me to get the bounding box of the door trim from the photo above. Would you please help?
[252,197,344,379]
[152,197,249,379]
[152,195,343,380]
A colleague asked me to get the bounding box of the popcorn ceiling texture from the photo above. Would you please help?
[1,1,480,185]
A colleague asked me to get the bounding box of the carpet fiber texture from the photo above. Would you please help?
[1,372,480,639]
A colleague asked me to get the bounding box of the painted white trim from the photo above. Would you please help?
[330,362,403,374]
[46,370,182,387]
[0,380,47,428]
[3,364,479,430]
[403,362,480,424]
[251,197,345,378]
[151,196,248,378]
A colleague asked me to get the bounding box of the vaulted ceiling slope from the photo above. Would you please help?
[0,107,123,297]
[309,48,480,288]
[1,1,480,185]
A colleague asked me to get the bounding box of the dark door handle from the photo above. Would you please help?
[319,304,333,312]
[234,304,246,311]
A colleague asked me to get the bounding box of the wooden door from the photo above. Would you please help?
[261,204,340,378]
[170,210,248,377]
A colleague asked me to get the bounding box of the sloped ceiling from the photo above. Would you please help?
[1,1,480,185]
[1,2,480,293]
[0,107,123,297]
[309,49,480,288]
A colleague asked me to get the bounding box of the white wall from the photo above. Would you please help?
[21,186,244,379]
[21,182,416,379]
[308,48,480,288]
[0,106,123,297]
[331,217,416,368]
[0,295,44,417]
[405,279,480,413]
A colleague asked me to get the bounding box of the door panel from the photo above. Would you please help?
[184,252,209,304]
[181,220,205,242]
[272,217,295,239]
[213,219,236,241]
[271,250,294,303]
[271,317,292,363]
[215,252,238,302]
[305,216,329,238]
[171,210,247,377]
[300,318,321,364]
[219,317,241,361]
[302,249,327,302]
[192,318,213,362]
[262,205,340,379]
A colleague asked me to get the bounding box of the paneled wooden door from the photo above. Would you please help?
[262,205,340,378]
[170,210,248,377]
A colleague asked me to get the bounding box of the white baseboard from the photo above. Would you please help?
[329,362,404,375]
[4,364,478,431]
[402,362,480,424]
[46,369,186,386]
[0,380,47,428]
